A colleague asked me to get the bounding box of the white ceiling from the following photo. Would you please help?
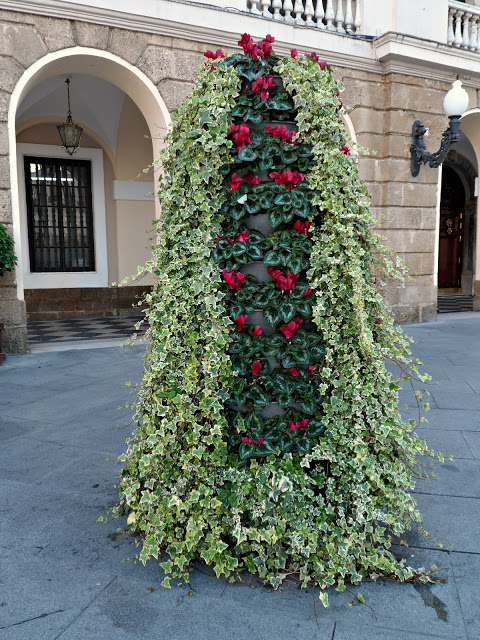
[16,73,126,153]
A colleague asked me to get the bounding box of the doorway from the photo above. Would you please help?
[438,166,465,289]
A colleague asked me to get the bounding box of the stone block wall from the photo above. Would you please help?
[0,7,463,349]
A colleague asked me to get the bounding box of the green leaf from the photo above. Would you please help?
[263,307,280,326]
[239,441,255,460]
[275,192,292,206]
[246,244,263,260]
[264,250,281,266]
[269,209,284,228]
[279,299,295,323]
[249,386,271,407]
[238,146,258,162]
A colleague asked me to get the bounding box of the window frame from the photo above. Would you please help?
[17,143,108,288]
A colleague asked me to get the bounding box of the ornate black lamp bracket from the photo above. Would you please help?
[410,116,461,177]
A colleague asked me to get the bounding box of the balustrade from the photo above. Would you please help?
[247,0,362,34]
[448,1,480,52]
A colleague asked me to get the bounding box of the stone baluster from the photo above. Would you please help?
[261,0,272,17]
[462,12,472,48]
[293,0,305,24]
[304,0,315,25]
[344,0,354,33]
[335,0,345,33]
[447,7,455,45]
[454,10,464,47]
[314,0,325,28]
[247,0,262,15]
[353,0,361,33]
[470,16,479,51]
[325,0,335,30]
[283,0,294,23]
[272,0,283,19]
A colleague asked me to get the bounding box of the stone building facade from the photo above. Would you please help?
[1,0,480,352]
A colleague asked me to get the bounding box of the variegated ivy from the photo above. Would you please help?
[115,36,437,604]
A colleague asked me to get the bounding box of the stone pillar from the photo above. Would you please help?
[346,72,442,323]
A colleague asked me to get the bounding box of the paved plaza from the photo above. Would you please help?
[1,313,480,639]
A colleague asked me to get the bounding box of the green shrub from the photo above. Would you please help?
[0,224,17,277]
[115,36,439,603]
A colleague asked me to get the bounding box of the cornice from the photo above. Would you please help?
[373,31,480,86]
[0,0,380,72]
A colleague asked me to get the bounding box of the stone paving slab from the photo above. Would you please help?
[2,316,480,638]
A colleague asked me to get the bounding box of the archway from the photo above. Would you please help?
[8,48,171,320]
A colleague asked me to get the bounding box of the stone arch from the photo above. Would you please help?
[8,46,171,301]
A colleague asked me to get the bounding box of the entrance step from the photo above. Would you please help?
[437,294,474,313]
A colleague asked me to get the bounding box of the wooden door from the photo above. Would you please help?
[438,167,465,289]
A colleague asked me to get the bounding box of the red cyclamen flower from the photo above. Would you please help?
[244,171,260,185]
[228,123,252,152]
[265,125,297,144]
[204,49,225,60]
[280,317,303,339]
[302,287,312,297]
[288,418,309,431]
[290,48,298,58]
[235,314,248,331]
[222,269,246,290]
[249,326,262,336]
[292,219,311,235]
[339,146,350,155]
[227,173,243,191]
[252,75,276,100]
[305,52,327,68]
[267,267,300,291]
[269,170,305,191]
[241,435,264,445]
[236,231,249,242]
[251,360,262,375]
[288,367,298,376]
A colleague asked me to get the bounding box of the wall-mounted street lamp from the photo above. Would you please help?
[57,78,83,156]
[410,80,469,177]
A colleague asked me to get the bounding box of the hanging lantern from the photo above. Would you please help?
[57,78,83,155]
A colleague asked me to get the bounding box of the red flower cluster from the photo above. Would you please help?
[249,326,262,336]
[280,317,303,339]
[235,314,248,331]
[267,267,300,291]
[288,367,298,376]
[228,123,252,152]
[226,231,249,244]
[244,171,260,185]
[292,219,311,235]
[222,269,246,290]
[204,49,224,60]
[241,435,264,445]
[251,360,262,375]
[227,173,243,191]
[251,75,276,100]
[339,146,350,155]
[305,51,327,68]
[269,170,304,190]
[265,124,298,144]
[288,418,309,431]
[238,33,275,58]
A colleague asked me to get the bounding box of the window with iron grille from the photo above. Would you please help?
[24,156,95,273]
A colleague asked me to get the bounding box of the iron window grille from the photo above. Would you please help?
[25,156,95,273]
